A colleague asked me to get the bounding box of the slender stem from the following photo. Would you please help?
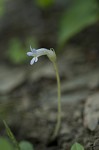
[51,61,61,139]
[3,120,20,150]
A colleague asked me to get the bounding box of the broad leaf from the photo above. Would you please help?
[71,142,84,150]
[58,0,98,47]
[0,138,13,150]
[19,141,34,150]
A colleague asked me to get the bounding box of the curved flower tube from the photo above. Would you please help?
[27,46,56,65]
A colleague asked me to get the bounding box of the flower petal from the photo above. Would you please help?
[27,52,33,56]
[35,57,38,62]
[30,45,36,52]
[30,45,33,52]
[30,58,35,65]
[32,49,37,54]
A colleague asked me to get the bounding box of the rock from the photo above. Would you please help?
[84,92,99,131]
[30,62,55,81]
[0,65,26,94]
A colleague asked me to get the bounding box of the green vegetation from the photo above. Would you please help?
[0,138,34,150]
[0,138,14,150]
[58,0,98,48]
[7,38,27,64]
[0,0,6,17]
[71,143,84,150]
[35,0,55,8]
[1,120,34,150]
[7,37,38,64]
[6,0,99,63]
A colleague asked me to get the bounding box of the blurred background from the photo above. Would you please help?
[0,0,99,149]
[0,0,98,64]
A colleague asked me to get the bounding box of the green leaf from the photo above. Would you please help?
[0,137,14,150]
[19,141,34,150]
[3,120,20,150]
[58,0,98,47]
[8,38,27,64]
[0,0,5,17]
[71,142,84,150]
[35,0,54,8]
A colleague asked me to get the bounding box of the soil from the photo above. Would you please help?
[1,96,99,150]
[1,47,99,150]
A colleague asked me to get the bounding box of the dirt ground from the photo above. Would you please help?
[1,46,99,150]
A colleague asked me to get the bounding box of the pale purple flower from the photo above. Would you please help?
[27,46,56,65]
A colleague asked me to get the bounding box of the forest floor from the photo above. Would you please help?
[0,45,99,150]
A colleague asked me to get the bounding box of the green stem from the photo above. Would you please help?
[51,61,61,139]
[3,120,20,150]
